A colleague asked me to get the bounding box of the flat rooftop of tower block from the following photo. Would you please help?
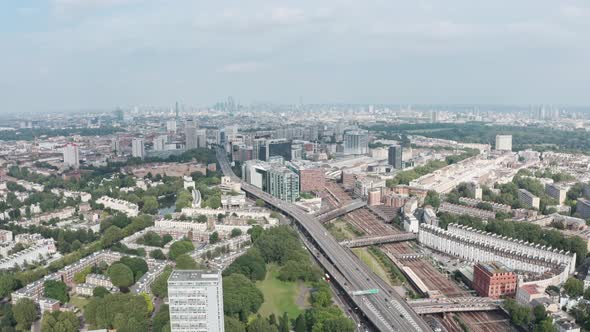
[168,270,220,282]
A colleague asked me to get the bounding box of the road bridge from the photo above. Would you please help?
[316,199,366,222]
[408,297,502,314]
[216,148,431,332]
[340,233,418,248]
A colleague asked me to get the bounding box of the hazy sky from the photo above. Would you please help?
[1,0,589,112]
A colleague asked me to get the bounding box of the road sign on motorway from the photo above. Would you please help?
[351,289,379,296]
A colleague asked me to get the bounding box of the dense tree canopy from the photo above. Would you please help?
[223,250,267,281]
[13,298,37,331]
[41,311,79,332]
[175,254,199,270]
[225,315,246,332]
[101,225,124,248]
[369,122,590,153]
[304,281,354,332]
[93,286,110,298]
[43,280,69,304]
[168,240,195,260]
[118,256,148,282]
[253,226,307,265]
[564,277,584,298]
[150,249,167,260]
[152,305,171,332]
[108,263,134,288]
[223,274,264,319]
[151,267,173,298]
[0,274,18,298]
[84,293,148,331]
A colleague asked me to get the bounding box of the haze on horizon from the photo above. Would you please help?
[1,0,589,113]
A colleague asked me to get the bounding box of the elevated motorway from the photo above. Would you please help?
[316,199,366,223]
[216,148,431,332]
[408,297,502,314]
[340,233,418,248]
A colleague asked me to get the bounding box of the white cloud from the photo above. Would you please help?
[560,4,590,19]
[219,61,267,73]
[53,0,144,15]
[270,7,305,25]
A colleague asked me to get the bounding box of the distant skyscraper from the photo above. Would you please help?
[132,138,145,158]
[168,270,224,332]
[495,135,512,151]
[388,145,403,169]
[196,129,207,148]
[185,119,198,150]
[268,140,292,161]
[343,130,369,155]
[167,120,177,133]
[154,135,167,151]
[430,110,439,123]
[111,139,121,155]
[63,143,80,169]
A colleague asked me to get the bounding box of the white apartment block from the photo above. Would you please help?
[168,270,225,332]
[51,188,92,202]
[132,138,145,159]
[16,180,44,192]
[418,223,575,285]
[31,207,76,224]
[183,176,196,190]
[518,189,540,209]
[154,135,168,151]
[0,239,57,270]
[221,192,246,208]
[180,207,274,221]
[63,143,80,169]
[74,283,95,297]
[0,230,13,243]
[495,135,512,151]
[86,273,113,288]
[96,196,139,217]
[11,250,166,306]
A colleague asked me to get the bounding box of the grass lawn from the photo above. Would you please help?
[325,218,362,241]
[70,296,90,310]
[256,264,309,320]
[352,247,393,286]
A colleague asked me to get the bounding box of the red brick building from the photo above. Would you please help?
[299,168,325,192]
[367,188,382,206]
[473,262,517,298]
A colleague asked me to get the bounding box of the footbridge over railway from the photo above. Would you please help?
[316,199,366,222]
[340,232,418,248]
[408,297,502,314]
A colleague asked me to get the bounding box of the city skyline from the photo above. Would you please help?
[1,0,590,113]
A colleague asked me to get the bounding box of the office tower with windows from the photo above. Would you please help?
[388,145,403,169]
[343,130,369,155]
